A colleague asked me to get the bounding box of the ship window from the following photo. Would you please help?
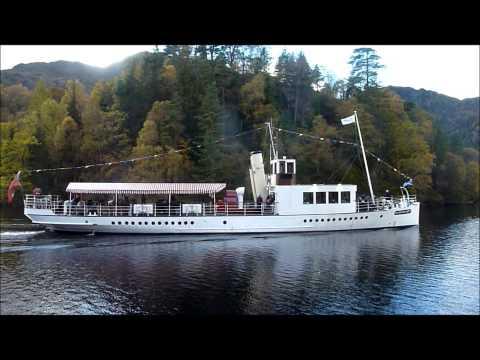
[349,217,352,220]
[329,192,339,204]
[125,221,129,225]
[304,219,307,223]
[145,222,148,225]
[152,221,155,225]
[344,218,347,221]
[184,221,188,225]
[111,221,115,225]
[303,192,314,204]
[191,221,194,225]
[117,221,121,225]
[171,221,174,225]
[309,219,312,222]
[354,217,357,220]
[380,215,383,218]
[316,192,326,204]
[287,162,294,174]
[332,218,335,221]
[341,191,350,203]
[315,219,319,222]
[223,220,227,224]
[178,221,182,225]
[327,219,330,222]
[279,161,286,174]
[321,219,324,222]
[365,216,368,219]
[132,221,135,225]
[165,221,169,225]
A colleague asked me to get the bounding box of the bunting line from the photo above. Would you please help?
[274,126,412,180]
[23,127,263,174]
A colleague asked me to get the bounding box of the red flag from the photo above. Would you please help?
[7,171,22,205]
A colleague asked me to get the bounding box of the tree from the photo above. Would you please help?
[128,100,190,182]
[54,116,81,166]
[275,50,314,128]
[240,73,278,128]
[28,80,50,112]
[61,80,87,125]
[348,48,384,90]
[194,81,223,181]
[0,84,31,122]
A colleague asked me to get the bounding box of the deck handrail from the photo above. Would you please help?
[24,195,275,217]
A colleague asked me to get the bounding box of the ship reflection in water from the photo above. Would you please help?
[1,206,479,315]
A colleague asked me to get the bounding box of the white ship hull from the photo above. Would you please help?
[25,203,419,234]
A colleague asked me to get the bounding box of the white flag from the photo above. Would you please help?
[341,114,356,126]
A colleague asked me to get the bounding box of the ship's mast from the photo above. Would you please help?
[354,111,375,203]
[266,119,278,161]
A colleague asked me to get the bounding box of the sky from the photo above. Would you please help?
[1,45,478,100]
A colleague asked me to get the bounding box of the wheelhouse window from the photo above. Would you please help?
[341,191,351,203]
[303,192,314,204]
[287,162,294,174]
[328,192,339,204]
[279,161,286,174]
[316,192,326,204]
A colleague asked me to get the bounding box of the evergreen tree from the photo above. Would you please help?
[348,48,384,90]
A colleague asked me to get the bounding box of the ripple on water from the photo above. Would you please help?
[0,207,479,315]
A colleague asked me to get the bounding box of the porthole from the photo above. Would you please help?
[144,221,148,225]
[327,219,330,222]
[125,221,129,225]
[191,221,194,225]
[165,222,169,225]
[117,221,121,225]
[85,220,88,223]
[354,217,358,220]
[171,221,174,225]
[178,221,182,225]
[309,219,313,222]
[111,221,115,225]
[223,220,227,225]
[332,218,335,221]
[344,218,347,221]
[349,217,353,220]
[365,216,368,219]
[338,218,341,221]
[321,219,324,222]
[380,215,383,218]
[304,219,307,223]
[132,221,135,225]
[184,221,188,225]
[152,221,155,225]
[360,217,363,219]
[315,219,319,222]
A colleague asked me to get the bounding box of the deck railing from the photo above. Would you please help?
[24,195,275,217]
[356,195,416,212]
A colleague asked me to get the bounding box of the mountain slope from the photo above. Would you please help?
[0,52,147,91]
[388,86,479,147]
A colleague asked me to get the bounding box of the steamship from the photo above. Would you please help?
[23,114,420,234]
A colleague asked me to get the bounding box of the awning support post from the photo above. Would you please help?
[69,192,72,216]
[168,193,171,217]
[213,193,216,216]
[115,192,118,216]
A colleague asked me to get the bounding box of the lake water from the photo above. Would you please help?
[1,205,478,315]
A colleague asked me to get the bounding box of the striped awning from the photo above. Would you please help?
[66,182,226,195]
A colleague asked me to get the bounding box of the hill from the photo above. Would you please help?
[388,86,479,147]
[0,52,147,91]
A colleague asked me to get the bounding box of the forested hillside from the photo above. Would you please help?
[389,86,480,148]
[1,46,478,205]
[0,52,144,92]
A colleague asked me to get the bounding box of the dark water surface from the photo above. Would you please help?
[1,206,478,315]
